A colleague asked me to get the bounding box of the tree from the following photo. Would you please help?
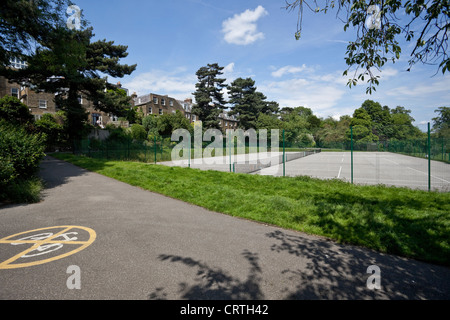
[157,110,193,137]
[35,113,65,151]
[390,106,424,140]
[0,96,34,127]
[192,63,227,130]
[130,124,147,141]
[432,106,450,138]
[142,114,159,136]
[279,106,312,146]
[0,0,73,71]
[227,77,270,130]
[351,107,379,143]
[285,0,450,93]
[361,99,393,139]
[9,26,136,144]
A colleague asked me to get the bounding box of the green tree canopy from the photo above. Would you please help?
[432,106,450,138]
[227,77,278,130]
[0,96,34,126]
[192,63,227,130]
[285,0,450,93]
[8,26,136,143]
[0,0,73,70]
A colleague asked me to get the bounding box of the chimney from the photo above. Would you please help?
[184,98,193,104]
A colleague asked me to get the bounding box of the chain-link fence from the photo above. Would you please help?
[74,125,449,192]
[74,129,320,175]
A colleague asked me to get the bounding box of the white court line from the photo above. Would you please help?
[383,157,450,184]
[337,153,345,178]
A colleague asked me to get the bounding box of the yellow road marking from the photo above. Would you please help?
[0,226,96,270]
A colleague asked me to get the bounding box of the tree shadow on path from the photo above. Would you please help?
[266,230,450,300]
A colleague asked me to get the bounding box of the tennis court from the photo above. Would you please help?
[256,152,450,192]
[161,151,450,192]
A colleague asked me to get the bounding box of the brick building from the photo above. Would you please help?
[133,93,186,117]
[0,74,126,128]
[0,75,58,120]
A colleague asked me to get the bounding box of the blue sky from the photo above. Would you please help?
[73,0,450,131]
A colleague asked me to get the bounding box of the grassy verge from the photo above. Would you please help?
[52,153,450,266]
[0,177,44,205]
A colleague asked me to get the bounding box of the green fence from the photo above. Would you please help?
[74,125,449,192]
[74,129,320,175]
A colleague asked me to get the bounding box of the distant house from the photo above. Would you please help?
[1,58,129,128]
[133,93,185,117]
[0,58,58,120]
[219,112,239,131]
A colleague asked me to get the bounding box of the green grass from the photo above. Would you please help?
[0,177,44,205]
[52,153,450,266]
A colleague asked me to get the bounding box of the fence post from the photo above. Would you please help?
[428,123,431,192]
[229,131,232,173]
[154,135,157,164]
[188,135,191,168]
[351,126,354,185]
[283,129,286,177]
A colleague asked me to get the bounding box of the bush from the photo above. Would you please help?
[130,124,147,141]
[35,113,66,151]
[106,126,130,143]
[0,96,34,126]
[0,120,46,181]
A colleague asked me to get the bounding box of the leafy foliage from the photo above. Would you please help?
[285,0,450,93]
[0,120,46,183]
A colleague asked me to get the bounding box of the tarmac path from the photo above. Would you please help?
[0,156,449,300]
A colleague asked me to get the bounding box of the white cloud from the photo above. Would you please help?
[223,62,235,74]
[123,69,196,100]
[222,6,268,45]
[271,64,312,78]
[260,76,346,118]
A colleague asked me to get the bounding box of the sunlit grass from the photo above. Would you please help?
[52,153,450,266]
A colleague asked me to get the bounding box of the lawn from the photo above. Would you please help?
[51,153,450,266]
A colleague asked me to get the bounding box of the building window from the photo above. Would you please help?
[161,98,166,106]
[169,100,174,107]
[11,88,19,98]
[9,57,27,69]
[149,107,152,114]
[159,109,163,115]
[78,95,83,105]
[39,100,48,109]
[153,97,158,104]
[192,115,196,121]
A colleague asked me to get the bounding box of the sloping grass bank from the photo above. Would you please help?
[52,153,450,266]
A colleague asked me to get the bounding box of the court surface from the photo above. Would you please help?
[256,152,450,192]
[160,152,450,192]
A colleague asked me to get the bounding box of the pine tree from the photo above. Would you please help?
[192,63,227,130]
[9,26,136,143]
[0,0,71,70]
[227,77,279,130]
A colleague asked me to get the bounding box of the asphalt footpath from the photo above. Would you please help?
[0,156,449,301]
